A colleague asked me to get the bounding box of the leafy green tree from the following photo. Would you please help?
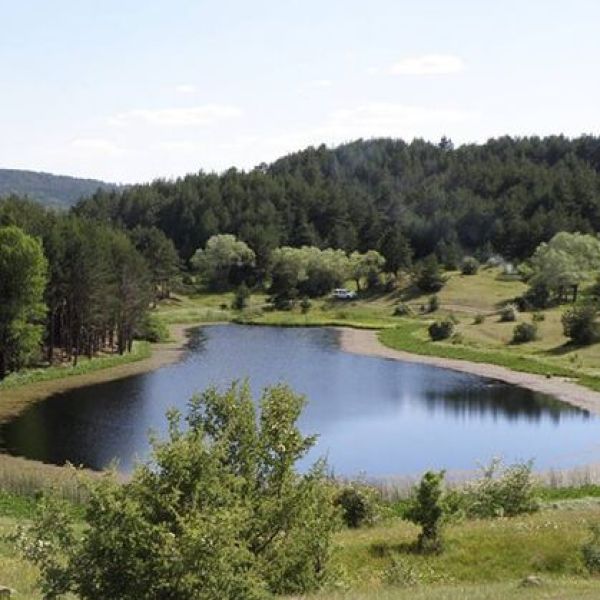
[526,232,600,302]
[0,226,48,378]
[349,250,385,291]
[378,228,413,276]
[416,255,445,293]
[191,234,256,291]
[18,383,340,598]
[405,471,446,553]
[562,303,599,345]
[232,283,250,310]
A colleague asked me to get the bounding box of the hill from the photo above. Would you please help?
[0,168,118,208]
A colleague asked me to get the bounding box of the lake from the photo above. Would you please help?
[2,325,600,476]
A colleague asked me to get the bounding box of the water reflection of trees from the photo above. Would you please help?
[421,383,588,423]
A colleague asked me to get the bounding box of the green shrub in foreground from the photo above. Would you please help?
[461,459,539,518]
[582,523,600,573]
[335,483,379,528]
[14,382,340,599]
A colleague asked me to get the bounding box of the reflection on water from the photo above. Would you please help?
[1,325,599,476]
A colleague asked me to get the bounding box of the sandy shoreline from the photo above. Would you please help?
[336,327,600,416]
[0,323,196,424]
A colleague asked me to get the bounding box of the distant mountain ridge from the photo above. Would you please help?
[0,168,119,208]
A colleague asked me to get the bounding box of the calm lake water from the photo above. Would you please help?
[2,325,600,476]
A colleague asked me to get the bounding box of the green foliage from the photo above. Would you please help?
[428,319,454,341]
[300,297,312,314]
[473,313,485,324]
[499,303,518,322]
[232,283,251,310]
[405,471,446,553]
[416,255,445,293]
[382,554,420,587]
[191,234,256,291]
[394,303,413,317]
[532,311,545,322]
[428,295,440,313]
[512,322,538,344]
[460,256,480,275]
[527,232,600,296]
[461,459,540,518]
[0,226,48,378]
[16,383,340,598]
[378,228,413,276]
[135,313,170,342]
[562,304,599,345]
[335,483,379,529]
[349,250,386,291]
[581,524,600,573]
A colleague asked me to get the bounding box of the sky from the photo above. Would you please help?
[1,0,599,183]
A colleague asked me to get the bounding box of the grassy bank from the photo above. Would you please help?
[0,340,151,391]
[3,488,600,599]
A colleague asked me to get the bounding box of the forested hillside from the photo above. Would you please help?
[75,135,600,265]
[0,168,118,208]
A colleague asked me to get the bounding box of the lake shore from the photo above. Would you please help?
[337,327,600,416]
[0,323,195,425]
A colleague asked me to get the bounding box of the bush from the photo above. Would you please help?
[461,459,539,519]
[532,312,545,322]
[231,283,250,310]
[135,313,170,343]
[393,303,413,317]
[460,256,480,275]
[405,471,446,553]
[428,295,439,313]
[15,383,340,599]
[335,484,378,528]
[562,304,599,345]
[499,304,518,322]
[428,319,454,341]
[300,297,312,314]
[473,314,485,325]
[383,555,420,587]
[512,322,538,344]
[582,524,600,573]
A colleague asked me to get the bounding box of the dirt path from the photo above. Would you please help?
[337,327,600,416]
[0,323,196,424]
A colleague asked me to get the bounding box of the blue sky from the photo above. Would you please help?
[2,0,599,183]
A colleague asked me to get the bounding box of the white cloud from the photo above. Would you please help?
[305,79,333,89]
[111,104,243,127]
[70,138,125,156]
[389,54,465,75]
[175,84,197,94]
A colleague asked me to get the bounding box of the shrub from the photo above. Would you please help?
[135,313,170,342]
[582,524,600,573]
[473,314,485,325]
[335,484,378,528]
[460,256,480,275]
[512,322,538,344]
[428,295,439,313]
[462,459,539,519]
[562,304,599,345]
[393,303,413,317]
[532,312,545,322]
[405,471,446,553]
[428,319,454,341]
[15,383,340,599]
[499,304,518,322]
[300,297,312,314]
[231,283,250,310]
[383,555,420,587]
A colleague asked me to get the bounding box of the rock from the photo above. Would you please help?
[519,575,543,587]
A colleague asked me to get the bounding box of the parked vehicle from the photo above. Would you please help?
[332,288,357,300]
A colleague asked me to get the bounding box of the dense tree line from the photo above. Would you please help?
[74,135,600,267]
[0,197,177,379]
